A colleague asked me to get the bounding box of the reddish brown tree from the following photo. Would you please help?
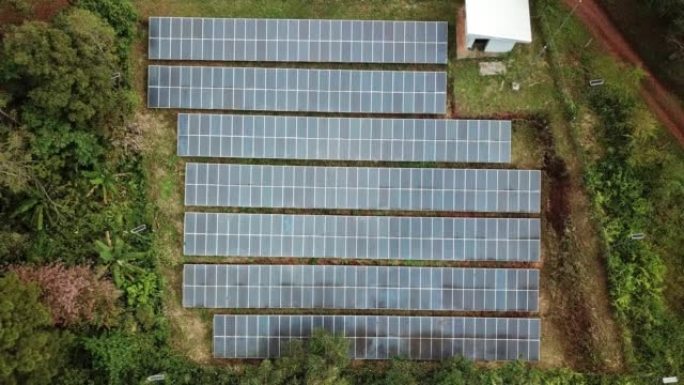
[10,262,121,327]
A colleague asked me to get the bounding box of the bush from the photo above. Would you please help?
[584,85,684,373]
[73,0,137,68]
[1,8,134,132]
[0,273,72,385]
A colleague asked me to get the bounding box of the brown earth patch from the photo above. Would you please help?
[531,117,625,372]
[0,0,69,25]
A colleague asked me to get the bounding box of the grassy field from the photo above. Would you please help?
[132,0,642,372]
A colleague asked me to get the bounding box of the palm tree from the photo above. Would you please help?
[94,231,147,287]
[11,183,62,231]
[83,166,121,205]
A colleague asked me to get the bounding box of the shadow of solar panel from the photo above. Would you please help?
[183,213,540,261]
[183,163,542,213]
[148,17,448,64]
[183,264,540,312]
[213,315,541,361]
[177,113,512,163]
[147,65,447,114]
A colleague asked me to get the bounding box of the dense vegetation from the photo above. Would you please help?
[584,85,684,373]
[0,0,682,384]
[644,0,684,55]
[537,0,684,376]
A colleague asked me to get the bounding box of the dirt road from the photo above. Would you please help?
[562,0,684,145]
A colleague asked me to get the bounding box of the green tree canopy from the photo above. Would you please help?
[241,330,350,385]
[0,8,134,132]
[0,273,69,385]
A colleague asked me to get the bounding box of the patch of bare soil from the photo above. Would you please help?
[164,265,212,363]
[533,118,625,372]
[0,0,69,25]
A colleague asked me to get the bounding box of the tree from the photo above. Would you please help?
[10,263,121,327]
[0,8,134,132]
[0,128,31,193]
[241,330,350,385]
[83,166,119,205]
[0,273,69,385]
[73,0,137,65]
[10,183,63,231]
[94,232,148,288]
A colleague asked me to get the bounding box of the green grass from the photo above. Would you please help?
[135,0,457,23]
[451,45,558,116]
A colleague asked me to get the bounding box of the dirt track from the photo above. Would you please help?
[563,0,684,145]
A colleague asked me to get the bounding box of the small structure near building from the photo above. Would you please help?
[479,61,507,76]
[461,0,532,55]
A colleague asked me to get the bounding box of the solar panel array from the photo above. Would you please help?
[149,17,449,64]
[184,213,541,261]
[184,163,542,213]
[183,264,539,311]
[214,315,541,360]
[177,113,511,163]
[150,14,545,363]
[148,65,447,114]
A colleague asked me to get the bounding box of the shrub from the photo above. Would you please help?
[0,273,71,385]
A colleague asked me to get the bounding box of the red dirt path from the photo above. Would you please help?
[563,0,684,146]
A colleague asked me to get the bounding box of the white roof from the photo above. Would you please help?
[465,0,532,43]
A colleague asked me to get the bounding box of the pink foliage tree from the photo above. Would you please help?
[11,262,120,327]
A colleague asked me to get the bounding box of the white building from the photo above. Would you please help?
[465,0,532,53]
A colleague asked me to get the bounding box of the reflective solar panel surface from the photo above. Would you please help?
[214,315,541,361]
[184,163,542,213]
[149,17,448,64]
[177,113,511,163]
[183,264,540,311]
[184,213,541,261]
[147,65,447,114]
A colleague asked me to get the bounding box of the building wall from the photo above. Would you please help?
[466,34,519,53]
[483,39,517,53]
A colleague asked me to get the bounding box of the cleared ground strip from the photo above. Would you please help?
[213,315,541,361]
[177,113,511,163]
[183,213,541,261]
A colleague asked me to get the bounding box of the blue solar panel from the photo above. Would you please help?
[149,17,448,64]
[213,315,541,361]
[147,65,447,114]
[184,213,541,261]
[177,113,512,163]
[184,163,542,213]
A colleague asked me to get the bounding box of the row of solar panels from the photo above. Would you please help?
[184,213,541,261]
[214,315,540,360]
[148,65,447,114]
[178,113,512,163]
[149,17,448,64]
[184,264,539,311]
[184,163,542,213]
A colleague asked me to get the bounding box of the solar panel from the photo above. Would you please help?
[147,65,447,114]
[184,213,541,261]
[183,264,540,311]
[177,113,511,163]
[184,163,542,213]
[149,17,449,64]
[213,315,541,361]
